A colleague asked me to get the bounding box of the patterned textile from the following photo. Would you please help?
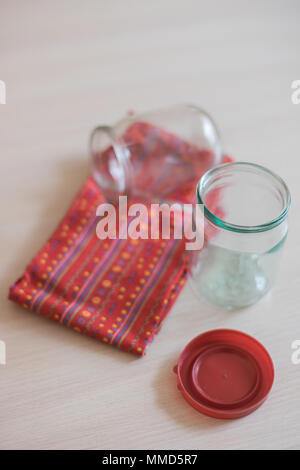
[9,177,189,355]
[8,120,231,355]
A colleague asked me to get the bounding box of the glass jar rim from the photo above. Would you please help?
[197,161,291,233]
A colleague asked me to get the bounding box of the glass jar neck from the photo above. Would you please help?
[197,162,291,234]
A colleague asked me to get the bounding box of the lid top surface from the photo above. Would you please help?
[175,329,274,419]
[192,345,260,407]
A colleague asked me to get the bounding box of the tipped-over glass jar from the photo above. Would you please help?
[191,162,291,309]
[90,104,222,204]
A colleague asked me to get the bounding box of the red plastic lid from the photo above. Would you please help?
[174,329,274,419]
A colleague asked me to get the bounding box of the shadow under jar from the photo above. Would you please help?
[191,162,291,309]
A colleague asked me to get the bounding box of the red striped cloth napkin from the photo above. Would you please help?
[8,119,231,355]
[9,176,190,355]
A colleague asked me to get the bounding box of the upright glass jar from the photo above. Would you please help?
[191,162,291,309]
[90,104,222,204]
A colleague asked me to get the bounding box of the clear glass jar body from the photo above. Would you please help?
[90,104,222,203]
[191,162,291,309]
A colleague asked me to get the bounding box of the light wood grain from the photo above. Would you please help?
[0,0,300,450]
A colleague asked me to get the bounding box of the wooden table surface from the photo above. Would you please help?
[1,0,300,450]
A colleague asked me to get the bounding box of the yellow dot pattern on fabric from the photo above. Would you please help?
[82,310,91,318]
[112,265,122,273]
